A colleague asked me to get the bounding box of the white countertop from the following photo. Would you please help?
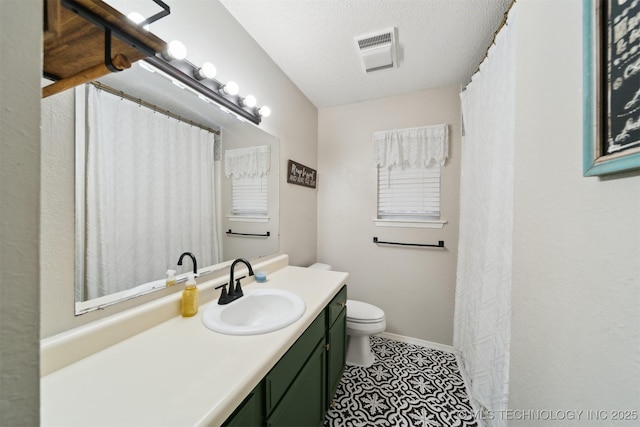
[41,265,348,426]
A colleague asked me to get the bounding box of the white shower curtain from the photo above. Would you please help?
[454,4,517,425]
[83,85,220,300]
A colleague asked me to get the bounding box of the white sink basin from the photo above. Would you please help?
[201,288,306,335]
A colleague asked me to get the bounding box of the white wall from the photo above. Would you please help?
[148,1,319,269]
[317,86,461,345]
[40,88,76,338]
[510,0,640,422]
[0,0,41,424]
[40,0,318,337]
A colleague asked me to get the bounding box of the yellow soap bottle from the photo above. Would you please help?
[181,274,199,317]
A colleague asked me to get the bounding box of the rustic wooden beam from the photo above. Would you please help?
[43,0,166,94]
[42,54,131,98]
[44,0,61,41]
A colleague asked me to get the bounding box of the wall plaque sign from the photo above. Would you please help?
[287,160,317,188]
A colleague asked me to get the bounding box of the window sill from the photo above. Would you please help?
[373,218,447,229]
[227,215,269,223]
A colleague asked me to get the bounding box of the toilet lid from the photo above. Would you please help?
[347,300,385,322]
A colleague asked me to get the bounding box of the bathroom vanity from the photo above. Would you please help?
[40,255,348,426]
[224,285,346,426]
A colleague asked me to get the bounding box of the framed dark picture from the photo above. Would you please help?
[584,0,640,176]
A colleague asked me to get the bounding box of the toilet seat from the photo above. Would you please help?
[347,300,385,323]
[348,318,384,325]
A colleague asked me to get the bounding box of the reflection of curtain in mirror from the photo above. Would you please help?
[83,85,220,300]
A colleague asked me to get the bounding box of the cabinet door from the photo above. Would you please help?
[327,286,347,327]
[222,383,264,427]
[265,314,325,416]
[327,307,346,407]
[267,342,326,427]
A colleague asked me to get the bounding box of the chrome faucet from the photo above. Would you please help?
[216,258,254,305]
[177,252,198,276]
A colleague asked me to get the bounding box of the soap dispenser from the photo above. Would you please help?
[166,269,177,287]
[181,274,199,317]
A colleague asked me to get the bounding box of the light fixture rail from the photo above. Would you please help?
[144,56,262,125]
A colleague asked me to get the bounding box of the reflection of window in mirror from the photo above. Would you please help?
[225,145,271,221]
[231,175,268,217]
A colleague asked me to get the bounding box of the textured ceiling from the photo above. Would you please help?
[220,0,512,108]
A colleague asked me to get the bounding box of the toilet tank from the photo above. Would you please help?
[308,263,332,271]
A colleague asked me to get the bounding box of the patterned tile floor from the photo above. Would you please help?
[324,336,478,427]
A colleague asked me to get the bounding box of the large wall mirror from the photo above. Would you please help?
[73,63,279,314]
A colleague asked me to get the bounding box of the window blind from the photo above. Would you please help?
[231,175,268,215]
[377,165,441,219]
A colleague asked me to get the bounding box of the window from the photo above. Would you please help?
[373,124,448,227]
[377,164,441,220]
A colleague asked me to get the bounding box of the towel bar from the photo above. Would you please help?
[226,229,270,238]
[373,237,444,248]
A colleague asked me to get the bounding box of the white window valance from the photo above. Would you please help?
[224,145,271,178]
[373,124,449,169]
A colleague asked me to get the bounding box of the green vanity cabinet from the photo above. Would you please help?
[326,286,347,408]
[327,286,347,327]
[266,341,326,426]
[222,285,347,427]
[326,308,346,407]
[265,314,325,417]
[222,383,264,427]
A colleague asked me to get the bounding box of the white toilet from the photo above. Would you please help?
[308,263,386,368]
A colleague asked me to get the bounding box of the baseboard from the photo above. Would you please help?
[378,332,459,355]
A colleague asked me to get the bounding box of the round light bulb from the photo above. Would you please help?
[222,81,239,96]
[164,40,187,61]
[196,62,217,79]
[127,12,145,23]
[258,106,271,117]
[241,95,257,108]
[127,12,149,30]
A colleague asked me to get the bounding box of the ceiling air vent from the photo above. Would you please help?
[355,28,397,73]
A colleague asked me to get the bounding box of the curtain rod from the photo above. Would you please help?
[89,81,221,135]
[462,0,517,92]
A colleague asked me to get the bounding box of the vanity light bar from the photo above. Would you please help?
[143,55,263,125]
